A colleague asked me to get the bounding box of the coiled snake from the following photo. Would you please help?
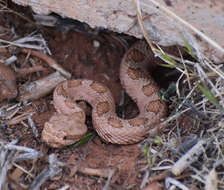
[42,41,167,148]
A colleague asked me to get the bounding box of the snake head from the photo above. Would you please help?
[42,113,87,148]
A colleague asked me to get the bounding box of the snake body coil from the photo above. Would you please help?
[42,41,167,148]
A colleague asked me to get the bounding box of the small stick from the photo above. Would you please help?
[0,150,16,190]
[57,184,70,190]
[0,140,18,190]
[12,162,34,178]
[0,141,40,162]
[165,177,189,190]
[21,48,71,79]
[0,140,40,189]
[140,170,149,189]
[28,115,39,138]
[18,71,66,102]
[33,14,58,27]
[0,38,45,51]
[171,139,207,176]
[6,112,34,125]
[147,170,171,183]
[5,55,17,66]
[205,169,218,190]
[5,106,21,120]
[16,65,46,77]
[28,154,64,190]
[78,167,117,179]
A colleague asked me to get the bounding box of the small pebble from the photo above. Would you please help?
[93,40,100,48]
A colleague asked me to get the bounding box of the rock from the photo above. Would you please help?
[12,0,224,63]
[0,64,17,101]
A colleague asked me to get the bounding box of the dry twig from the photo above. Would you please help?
[21,48,71,79]
[28,154,64,190]
[18,71,66,101]
[171,139,207,176]
[0,139,40,189]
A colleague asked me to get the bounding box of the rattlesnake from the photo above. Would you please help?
[42,41,167,148]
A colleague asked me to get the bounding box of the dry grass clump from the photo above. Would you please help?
[133,0,224,189]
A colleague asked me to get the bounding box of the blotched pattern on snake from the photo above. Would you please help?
[42,41,167,148]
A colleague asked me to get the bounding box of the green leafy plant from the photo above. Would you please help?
[197,83,219,107]
[143,145,151,168]
[69,132,96,148]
